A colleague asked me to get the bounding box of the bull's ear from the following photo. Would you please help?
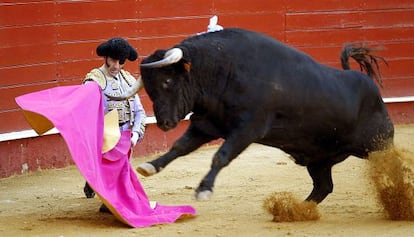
[180,48,191,72]
[183,62,191,72]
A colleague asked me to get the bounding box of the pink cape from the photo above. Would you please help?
[15,83,196,227]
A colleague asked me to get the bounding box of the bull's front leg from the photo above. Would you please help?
[136,124,216,176]
[195,135,252,200]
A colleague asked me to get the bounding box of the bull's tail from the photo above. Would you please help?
[340,43,388,88]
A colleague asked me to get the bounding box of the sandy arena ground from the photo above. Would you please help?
[1,125,414,237]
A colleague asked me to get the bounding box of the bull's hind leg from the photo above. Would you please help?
[137,125,216,176]
[305,162,334,203]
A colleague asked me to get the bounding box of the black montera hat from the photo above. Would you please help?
[96,37,138,64]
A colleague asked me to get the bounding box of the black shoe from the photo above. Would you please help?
[83,182,95,198]
[99,204,111,213]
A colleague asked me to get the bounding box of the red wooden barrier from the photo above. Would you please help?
[0,0,413,178]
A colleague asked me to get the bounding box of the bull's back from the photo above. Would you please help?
[187,28,393,157]
[190,28,326,101]
[228,29,393,156]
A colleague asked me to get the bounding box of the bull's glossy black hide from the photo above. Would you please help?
[139,28,394,203]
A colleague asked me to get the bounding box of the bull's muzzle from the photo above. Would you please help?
[157,119,177,131]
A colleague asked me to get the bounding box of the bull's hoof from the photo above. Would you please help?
[195,190,213,201]
[136,163,157,177]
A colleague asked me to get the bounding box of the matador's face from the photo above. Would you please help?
[105,56,125,77]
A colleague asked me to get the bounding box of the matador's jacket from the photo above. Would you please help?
[83,65,146,139]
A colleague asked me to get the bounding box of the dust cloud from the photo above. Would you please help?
[263,146,414,222]
[368,147,414,220]
[263,191,320,222]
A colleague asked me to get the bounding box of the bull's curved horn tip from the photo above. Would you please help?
[164,48,183,62]
[140,48,183,68]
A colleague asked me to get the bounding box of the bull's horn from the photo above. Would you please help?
[104,76,143,101]
[140,48,183,68]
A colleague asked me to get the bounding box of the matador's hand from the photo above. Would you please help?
[131,132,139,147]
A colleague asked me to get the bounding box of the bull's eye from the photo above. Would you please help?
[162,78,172,89]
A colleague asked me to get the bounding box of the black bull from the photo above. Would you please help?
[135,28,394,203]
